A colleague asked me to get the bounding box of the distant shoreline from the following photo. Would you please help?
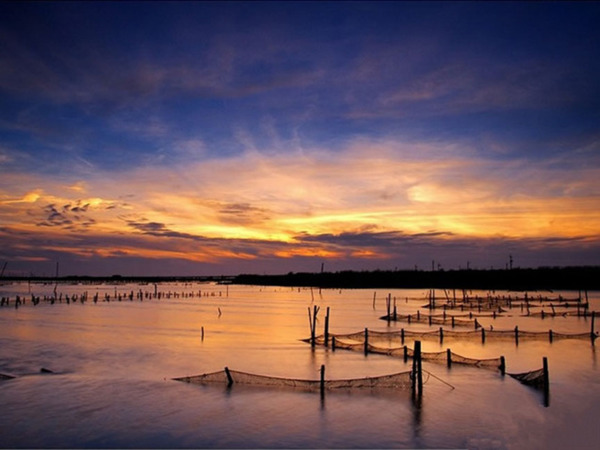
[2,266,599,290]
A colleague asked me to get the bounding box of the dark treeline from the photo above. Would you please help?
[1,275,233,284]
[232,266,600,290]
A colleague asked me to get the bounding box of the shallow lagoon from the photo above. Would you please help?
[0,282,598,449]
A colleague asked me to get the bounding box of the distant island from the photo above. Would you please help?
[3,266,599,291]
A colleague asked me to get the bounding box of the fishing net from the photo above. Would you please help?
[307,326,596,347]
[326,337,503,371]
[380,313,484,328]
[508,368,545,389]
[173,368,414,391]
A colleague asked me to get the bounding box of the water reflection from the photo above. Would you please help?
[0,283,599,448]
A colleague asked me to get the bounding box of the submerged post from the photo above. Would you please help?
[591,311,596,339]
[439,327,444,344]
[364,328,369,356]
[499,356,506,376]
[481,327,486,344]
[403,345,408,363]
[446,348,452,368]
[515,325,519,346]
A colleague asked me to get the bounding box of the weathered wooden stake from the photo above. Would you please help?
[543,357,550,407]
[364,328,369,356]
[446,348,452,368]
[224,366,233,387]
[499,356,506,376]
[549,329,553,343]
[201,326,205,341]
[320,364,325,399]
[401,328,405,344]
[481,327,486,343]
[386,293,391,319]
[591,311,596,339]
[415,340,423,396]
[403,345,408,363]
[515,325,519,345]
[439,327,444,344]
[324,307,330,347]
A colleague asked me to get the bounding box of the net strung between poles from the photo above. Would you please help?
[306,335,504,371]
[173,368,415,391]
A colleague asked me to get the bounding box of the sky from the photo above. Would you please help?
[1,1,599,277]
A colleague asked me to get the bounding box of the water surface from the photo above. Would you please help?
[1,282,598,449]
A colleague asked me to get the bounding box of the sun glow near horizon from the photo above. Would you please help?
[1,142,599,273]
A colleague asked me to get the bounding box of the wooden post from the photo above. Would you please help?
[515,325,519,346]
[591,311,596,339]
[324,307,330,347]
[439,327,444,344]
[451,316,455,328]
[224,367,234,387]
[320,364,325,399]
[201,326,205,341]
[331,336,336,351]
[401,328,405,344]
[313,305,319,343]
[386,293,391,320]
[549,329,553,343]
[364,328,369,356]
[543,357,550,407]
[481,327,486,344]
[446,348,452,368]
[415,340,423,396]
[499,356,506,376]
[403,345,408,363]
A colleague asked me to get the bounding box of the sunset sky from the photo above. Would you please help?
[1,2,599,276]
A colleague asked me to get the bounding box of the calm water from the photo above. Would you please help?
[0,282,599,449]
